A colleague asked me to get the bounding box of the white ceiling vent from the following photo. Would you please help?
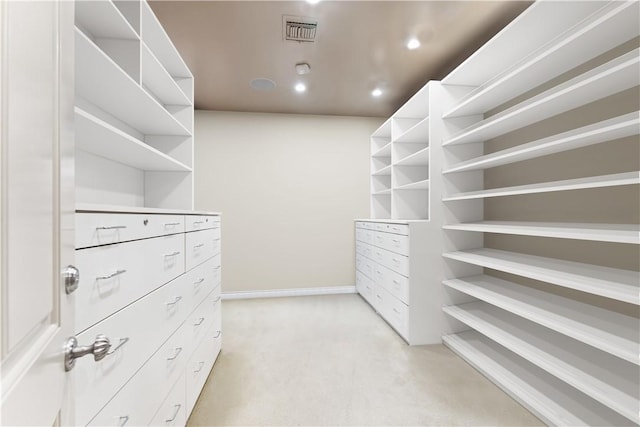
[283,15,318,42]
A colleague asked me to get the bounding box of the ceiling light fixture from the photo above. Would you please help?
[306,0,321,4]
[295,83,307,93]
[371,88,383,97]
[407,38,421,50]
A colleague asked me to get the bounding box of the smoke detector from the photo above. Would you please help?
[283,15,318,42]
[295,63,311,75]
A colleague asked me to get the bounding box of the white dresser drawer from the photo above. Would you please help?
[149,374,187,427]
[355,221,366,229]
[386,223,409,236]
[76,275,191,425]
[356,271,374,304]
[355,228,374,244]
[186,323,218,415]
[75,233,185,333]
[355,241,373,259]
[374,223,388,232]
[385,292,409,338]
[363,222,376,230]
[185,214,219,232]
[185,290,221,358]
[185,255,221,312]
[380,248,409,277]
[87,318,189,427]
[356,254,375,278]
[384,267,410,305]
[372,246,385,264]
[186,228,219,271]
[383,233,409,256]
[372,231,386,248]
[371,282,389,314]
[76,212,185,249]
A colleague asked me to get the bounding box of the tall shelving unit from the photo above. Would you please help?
[438,1,639,425]
[75,0,194,210]
[370,83,431,220]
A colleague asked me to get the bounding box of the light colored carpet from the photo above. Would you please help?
[187,294,543,426]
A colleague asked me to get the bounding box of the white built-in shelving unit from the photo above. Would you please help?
[438,1,640,425]
[370,84,432,220]
[75,0,194,210]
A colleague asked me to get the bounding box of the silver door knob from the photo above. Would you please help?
[63,265,80,294]
[64,334,111,371]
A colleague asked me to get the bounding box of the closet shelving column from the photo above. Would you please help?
[370,119,392,218]
[75,0,194,210]
[439,1,639,425]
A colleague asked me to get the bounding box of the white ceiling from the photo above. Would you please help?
[149,1,532,117]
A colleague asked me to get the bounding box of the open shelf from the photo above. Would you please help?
[393,83,430,119]
[393,117,429,144]
[442,275,638,364]
[75,28,191,136]
[444,49,639,146]
[371,165,392,177]
[444,2,640,118]
[372,189,392,196]
[371,142,392,158]
[75,107,191,172]
[372,117,392,139]
[443,172,639,201]
[444,302,639,423]
[395,147,429,167]
[443,331,634,426]
[75,0,139,40]
[443,113,640,174]
[395,180,429,191]
[443,221,640,244]
[141,42,191,106]
[442,248,639,304]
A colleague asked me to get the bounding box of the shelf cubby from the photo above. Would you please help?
[75,0,139,40]
[141,42,191,106]
[394,146,429,167]
[371,175,391,193]
[393,165,428,188]
[393,117,429,144]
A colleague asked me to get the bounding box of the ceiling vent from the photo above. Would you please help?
[283,15,318,42]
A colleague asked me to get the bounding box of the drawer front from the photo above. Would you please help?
[75,233,185,333]
[185,214,220,232]
[355,221,366,229]
[356,271,374,303]
[374,223,388,232]
[185,255,221,312]
[76,275,191,425]
[371,246,385,265]
[380,248,409,277]
[363,222,376,230]
[355,228,374,244]
[186,323,218,415]
[185,290,221,358]
[386,223,409,236]
[383,233,409,256]
[384,267,410,305]
[149,374,187,427]
[87,321,189,427]
[384,290,409,338]
[76,213,185,249]
[372,231,386,248]
[186,228,218,271]
[355,241,373,259]
[371,282,389,314]
[356,254,374,278]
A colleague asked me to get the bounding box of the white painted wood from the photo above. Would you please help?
[371,164,392,176]
[443,221,640,244]
[185,228,219,271]
[141,42,191,106]
[371,117,392,138]
[185,214,220,232]
[371,142,392,158]
[394,147,429,167]
[183,255,221,311]
[1,2,76,425]
[148,374,187,427]
[443,331,633,427]
[372,189,392,196]
[443,248,639,304]
[443,112,640,174]
[444,50,640,145]
[394,179,429,191]
[393,83,430,118]
[223,286,357,301]
[75,0,139,40]
[444,171,640,201]
[444,302,639,423]
[444,1,640,118]
[185,322,218,415]
[76,203,219,216]
[75,108,192,172]
[393,117,429,144]
[185,292,220,358]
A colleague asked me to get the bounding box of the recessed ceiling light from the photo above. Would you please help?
[250,78,276,91]
[407,38,421,50]
[295,83,307,93]
[306,0,321,4]
[371,88,383,97]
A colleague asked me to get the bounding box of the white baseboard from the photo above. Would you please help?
[222,285,357,300]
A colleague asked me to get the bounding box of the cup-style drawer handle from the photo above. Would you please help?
[164,251,181,257]
[194,317,205,326]
[96,225,127,230]
[165,404,182,423]
[213,330,222,339]
[166,296,182,306]
[194,361,205,373]
[118,415,129,427]
[193,243,205,249]
[167,347,183,361]
[96,269,127,281]
[107,337,130,355]
[165,222,181,227]
[194,278,205,286]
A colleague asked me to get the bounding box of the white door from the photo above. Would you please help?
[1,1,76,425]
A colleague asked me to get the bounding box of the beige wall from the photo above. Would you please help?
[194,110,383,293]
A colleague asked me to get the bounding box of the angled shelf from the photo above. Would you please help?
[395,147,429,167]
[141,42,191,106]
[371,165,392,177]
[395,179,429,191]
[443,172,639,201]
[394,116,429,144]
[75,107,191,172]
[444,49,640,146]
[443,302,639,423]
[394,84,430,119]
[443,332,633,427]
[443,113,640,174]
[371,142,392,158]
[75,0,139,39]
[443,221,640,244]
[75,28,191,136]
[442,248,639,304]
[444,2,639,118]
[372,189,392,196]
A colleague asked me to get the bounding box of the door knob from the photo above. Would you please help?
[63,265,80,294]
[64,334,111,371]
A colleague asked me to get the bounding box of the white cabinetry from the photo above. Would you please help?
[438,1,639,425]
[75,209,221,426]
[355,220,433,345]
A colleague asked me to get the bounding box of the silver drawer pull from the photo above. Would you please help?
[393,239,400,243]
[393,280,400,284]
[213,238,221,242]
[107,337,129,355]
[213,296,221,303]
[164,251,181,257]
[393,258,400,262]
[194,317,205,326]
[165,222,181,227]
[167,347,183,361]
[193,221,205,225]
[213,266,221,270]
[118,415,129,427]
[393,308,400,314]
[96,225,127,230]
[194,278,205,286]
[194,361,205,373]
[165,404,182,423]
[376,294,382,299]
[96,269,127,281]
[166,296,182,306]
[193,243,205,249]
[213,330,221,339]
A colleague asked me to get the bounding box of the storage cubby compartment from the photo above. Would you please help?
[393,165,428,189]
[393,142,429,166]
[371,175,391,194]
[391,118,423,141]
[371,194,392,219]
[392,190,428,220]
[371,155,391,174]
